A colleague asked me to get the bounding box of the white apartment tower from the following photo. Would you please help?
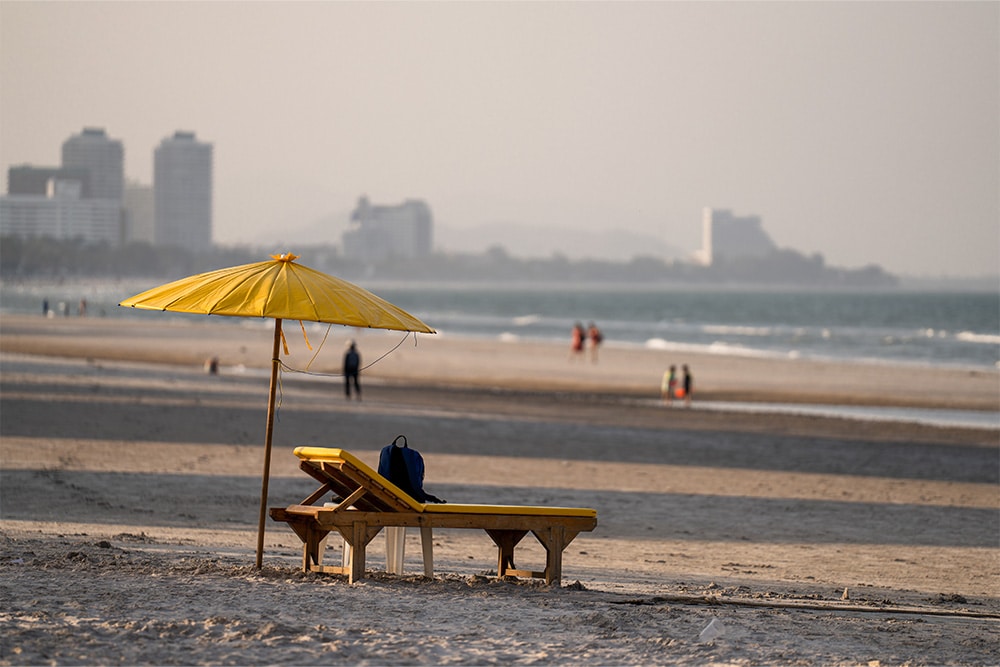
[154,131,212,250]
[124,180,155,244]
[61,127,124,201]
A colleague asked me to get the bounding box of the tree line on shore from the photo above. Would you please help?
[1,236,898,288]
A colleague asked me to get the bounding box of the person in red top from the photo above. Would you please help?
[569,322,586,360]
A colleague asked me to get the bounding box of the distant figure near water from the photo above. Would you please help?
[343,341,361,400]
[587,322,603,363]
[569,322,586,360]
[661,365,677,404]
[682,364,693,406]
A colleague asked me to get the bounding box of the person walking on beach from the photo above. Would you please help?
[569,322,586,360]
[661,365,677,404]
[587,322,603,363]
[343,341,361,400]
[682,364,693,407]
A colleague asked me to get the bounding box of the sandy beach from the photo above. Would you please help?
[1,314,998,665]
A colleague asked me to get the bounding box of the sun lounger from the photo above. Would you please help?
[269,447,598,585]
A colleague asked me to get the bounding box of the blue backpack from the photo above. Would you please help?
[377,435,445,503]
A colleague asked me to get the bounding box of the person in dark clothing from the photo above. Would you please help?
[343,341,361,400]
[682,364,693,406]
[377,435,445,503]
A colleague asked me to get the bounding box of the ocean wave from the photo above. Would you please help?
[956,331,1000,345]
[643,338,788,360]
[701,324,774,337]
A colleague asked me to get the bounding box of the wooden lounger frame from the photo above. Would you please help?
[269,447,598,585]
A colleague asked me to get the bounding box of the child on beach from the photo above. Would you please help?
[661,365,677,404]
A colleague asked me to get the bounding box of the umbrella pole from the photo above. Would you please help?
[255,318,283,569]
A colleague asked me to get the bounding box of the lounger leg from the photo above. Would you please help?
[349,521,372,584]
[487,529,528,577]
[420,526,433,578]
[534,526,577,586]
[301,536,312,572]
[545,526,564,586]
[386,526,406,574]
[317,533,328,567]
[302,527,330,572]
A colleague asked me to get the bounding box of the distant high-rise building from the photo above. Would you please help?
[0,179,122,244]
[342,196,433,262]
[124,180,155,244]
[61,127,124,201]
[154,131,212,250]
[697,208,775,266]
[1,128,125,244]
[8,165,92,197]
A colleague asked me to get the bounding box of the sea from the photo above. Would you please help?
[2,278,998,428]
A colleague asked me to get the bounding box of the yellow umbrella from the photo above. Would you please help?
[120,253,435,567]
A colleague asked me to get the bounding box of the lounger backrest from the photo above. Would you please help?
[294,447,425,513]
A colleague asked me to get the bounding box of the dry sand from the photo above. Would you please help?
[1,314,998,665]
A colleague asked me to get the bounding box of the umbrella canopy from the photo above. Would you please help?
[120,253,435,568]
[119,252,434,332]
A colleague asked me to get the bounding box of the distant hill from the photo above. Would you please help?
[254,211,351,248]
[1,235,898,288]
[257,216,688,263]
[435,222,686,261]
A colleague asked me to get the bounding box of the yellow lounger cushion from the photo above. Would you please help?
[294,446,424,512]
[295,446,374,468]
[424,503,596,518]
[293,446,596,518]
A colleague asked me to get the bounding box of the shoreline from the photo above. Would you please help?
[2,313,998,413]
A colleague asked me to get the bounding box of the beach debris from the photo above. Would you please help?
[698,617,725,642]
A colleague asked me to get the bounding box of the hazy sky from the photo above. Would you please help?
[1,1,997,277]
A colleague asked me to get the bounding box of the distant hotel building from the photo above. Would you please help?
[8,165,92,197]
[0,180,122,244]
[696,207,776,266]
[1,127,125,244]
[61,127,124,201]
[124,180,155,244]
[342,196,433,261]
[154,131,213,250]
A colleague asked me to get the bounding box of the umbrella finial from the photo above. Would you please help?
[271,252,299,263]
